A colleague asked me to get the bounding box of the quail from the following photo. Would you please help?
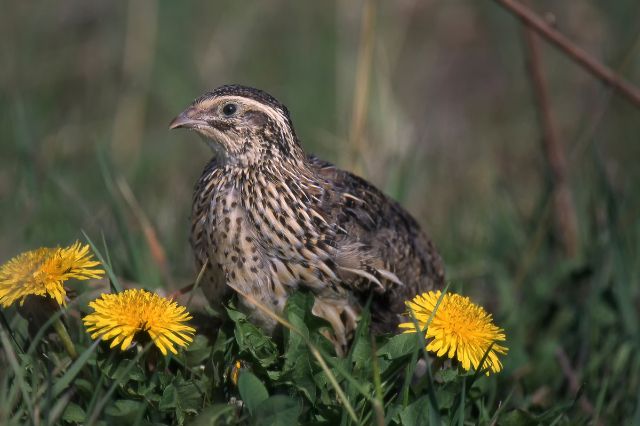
[170,85,445,351]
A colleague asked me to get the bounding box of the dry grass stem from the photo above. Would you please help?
[116,176,173,287]
[523,28,580,258]
[110,0,158,170]
[348,0,376,173]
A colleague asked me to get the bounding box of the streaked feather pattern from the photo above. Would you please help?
[177,85,445,351]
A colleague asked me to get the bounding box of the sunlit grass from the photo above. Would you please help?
[0,246,510,425]
[0,202,638,425]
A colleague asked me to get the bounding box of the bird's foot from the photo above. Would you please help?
[312,297,359,356]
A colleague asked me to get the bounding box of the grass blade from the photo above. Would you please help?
[86,343,152,424]
[82,230,123,293]
[0,325,35,419]
[52,339,100,398]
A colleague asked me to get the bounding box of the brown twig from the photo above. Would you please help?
[493,0,640,108]
[523,28,580,258]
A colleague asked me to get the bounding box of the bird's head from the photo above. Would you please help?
[170,85,304,168]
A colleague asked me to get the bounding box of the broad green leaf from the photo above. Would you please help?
[184,334,213,365]
[437,388,455,410]
[104,400,145,425]
[190,404,237,426]
[61,402,86,423]
[281,292,316,401]
[73,378,95,399]
[385,403,403,425]
[159,384,179,411]
[350,336,373,371]
[283,292,311,354]
[399,395,430,426]
[238,371,269,415]
[500,409,538,426]
[227,307,278,368]
[159,374,203,424]
[435,368,459,383]
[377,333,420,360]
[253,395,301,426]
[98,357,145,383]
[159,384,186,424]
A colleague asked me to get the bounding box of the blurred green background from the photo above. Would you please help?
[1,0,639,421]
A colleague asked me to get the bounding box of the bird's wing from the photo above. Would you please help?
[307,155,445,325]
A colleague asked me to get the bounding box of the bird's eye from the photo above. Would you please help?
[222,103,237,116]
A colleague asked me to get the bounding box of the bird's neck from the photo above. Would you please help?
[210,132,307,171]
[221,154,313,188]
[216,135,307,177]
[208,145,320,214]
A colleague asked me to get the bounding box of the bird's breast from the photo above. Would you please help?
[203,185,289,310]
[202,176,340,300]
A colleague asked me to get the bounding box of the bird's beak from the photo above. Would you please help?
[169,108,207,130]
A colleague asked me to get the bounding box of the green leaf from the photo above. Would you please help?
[253,395,301,426]
[283,292,311,354]
[238,371,269,415]
[52,340,100,398]
[62,402,86,423]
[437,388,455,410]
[281,292,316,401]
[98,357,146,383]
[228,307,278,368]
[399,395,430,426]
[500,409,538,426]
[175,381,202,413]
[350,336,372,371]
[159,375,203,425]
[190,404,237,426]
[104,400,145,425]
[226,307,246,323]
[159,384,179,410]
[73,378,96,400]
[377,333,420,360]
[435,368,459,383]
[159,384,182,423]
[211,326,231,357]
[184,334,213,365]
[385,403,403,425]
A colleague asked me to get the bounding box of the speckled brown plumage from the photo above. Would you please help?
[170,85,444,351]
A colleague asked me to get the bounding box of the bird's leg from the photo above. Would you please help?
[312,297,359,356]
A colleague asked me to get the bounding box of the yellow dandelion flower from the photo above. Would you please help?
[399,290,508,374]
[83,289,196,356]
[0,241,104,308]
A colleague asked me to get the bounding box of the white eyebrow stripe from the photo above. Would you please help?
[196,97,219,111]
[195,95,297,156]
[198,96,290,131]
